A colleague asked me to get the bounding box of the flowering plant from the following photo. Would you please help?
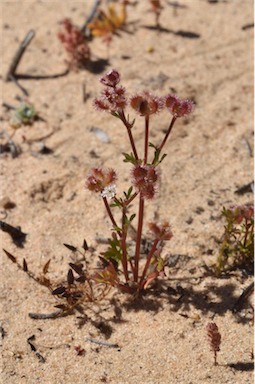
[87,69,194,293]
[215,204,254,273]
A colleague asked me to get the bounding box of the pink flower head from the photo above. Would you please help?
[86,167,117,193]
[148,221,173,241]
[165,94,194,118]
[94,86,127,112]
[131,164,159,199]
[130,91,163,116]
[228,204,254,224]
[100,69,120,88]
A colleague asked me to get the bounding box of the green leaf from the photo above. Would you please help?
[122,152,137,165]
[124,186,133,200]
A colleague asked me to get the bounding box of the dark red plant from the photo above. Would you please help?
[58,18,90,69]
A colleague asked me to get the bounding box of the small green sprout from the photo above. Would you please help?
[10,102,37,128]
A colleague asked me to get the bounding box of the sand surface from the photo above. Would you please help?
[1,1,254,383]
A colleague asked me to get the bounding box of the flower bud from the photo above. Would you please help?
[100,69,120,88]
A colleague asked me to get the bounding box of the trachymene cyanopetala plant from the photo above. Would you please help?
[215,204,254,274]
[86,69,194,294]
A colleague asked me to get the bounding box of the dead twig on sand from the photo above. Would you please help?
[5,30,35,95]
[80,0,101,36]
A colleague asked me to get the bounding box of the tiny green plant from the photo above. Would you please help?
[10,101,37,129]
[86,69,194,294]
[215,204,254,274]
[206,322,221,366]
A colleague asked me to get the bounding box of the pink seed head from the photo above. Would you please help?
[130,91,163,116]
[165,94,194,118]
[86,167,117,192]
[148,221,173,240]
[131,165,159,199]
[100,69,120,88]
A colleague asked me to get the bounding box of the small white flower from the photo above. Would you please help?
[101,184,116,199]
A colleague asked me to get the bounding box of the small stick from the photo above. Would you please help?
[29,310,63,319]
[232,281,254,313]
[85,337,120,349]
[6,30,35,81]
[80,0,101,35]
[8,74,29,96]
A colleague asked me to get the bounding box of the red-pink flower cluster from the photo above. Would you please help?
[94,69,127,113]
[58,19,90,67]
[94,70,195,119]
[131,164,159,199]
[86,167,117,193]
[165,94,194,118]
[148,221,173,240]
[228,204,254,224]
[129,91,163,116]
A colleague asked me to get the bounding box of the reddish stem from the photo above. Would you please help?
[139,238,159,287]
[158,116,177,154]
[119,110,139,161]
[102,196,120,235]
[125,191,138,207]
[144,115,150,164]
[121,207,129,282]
[133,194,144,282]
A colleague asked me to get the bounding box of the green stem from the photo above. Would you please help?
[102,196,121,236]
[119,110,139,161]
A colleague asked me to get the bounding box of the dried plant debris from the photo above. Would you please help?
[88,1,128,45]
[27,335,46,363]
[4,242,112,319]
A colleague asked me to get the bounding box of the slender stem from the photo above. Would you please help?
[119,110,139,161]
[102,197,120,235]
[133,194,144,282]
[125,191,138,207]
[121,207,129,282]
[158,116,177,154]
[139,239,159,287]
[144,115,150,164]
[214,351,217,366]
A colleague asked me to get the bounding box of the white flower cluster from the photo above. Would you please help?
[100,184,116,199]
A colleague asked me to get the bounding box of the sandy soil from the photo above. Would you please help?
[1,1,254,383]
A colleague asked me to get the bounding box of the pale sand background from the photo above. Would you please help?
[1,1,254,383]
